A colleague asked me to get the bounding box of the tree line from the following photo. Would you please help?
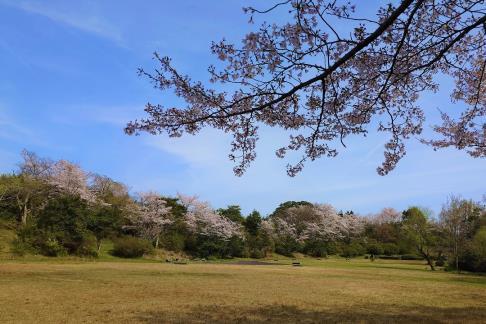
[0,150,485,273]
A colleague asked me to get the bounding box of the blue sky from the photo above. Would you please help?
[0,0,484,217]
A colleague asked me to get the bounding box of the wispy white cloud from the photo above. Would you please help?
[0,0,123,45]
[0,104,49,147]
[145,129,233,169]
[0,107,34,141]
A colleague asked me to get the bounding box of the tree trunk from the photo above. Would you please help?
[425,255,435,271]
[155,236,159,249]
[454,241,460,273]
[419,246,435,271]
[17,194,30,225]
[21,207,28,225]
[97,239,102,253]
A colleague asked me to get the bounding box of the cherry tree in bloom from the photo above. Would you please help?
[307,204,348,242]
[271,203,365,243]
[126,192,173,248]
[260,219,275,237]
[48,160,95,202]
[370,207,403,225]
[177,194,242,240]
[272,216,302,242]
[127,1,486,176]
[19,149,53,179]
[339,212,365,242]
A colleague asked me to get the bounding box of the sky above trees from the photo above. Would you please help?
[0,0,485,216]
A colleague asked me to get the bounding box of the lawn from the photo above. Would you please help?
[1,258,486,323]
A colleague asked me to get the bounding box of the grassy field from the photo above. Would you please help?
[1,257,486,323]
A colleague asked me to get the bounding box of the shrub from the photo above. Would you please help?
[162,232,186,252]
[340,242,365,258]
[401,254,423,260]
[366,242,384,255]
[76,233,98,257]
[112,236,153,258]
[39,237,67,257]
[378,255,401,260]
[382,243,400,256]
[34,194,96,256]
[274,236,301,257]
[303,240,328,257]
[11,238,36,256]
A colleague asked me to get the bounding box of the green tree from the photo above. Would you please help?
[270,201,312,218]
[244,210,262,236]
[217,205,244,224]
[440,196,483,272]
[402,207,442,271]
[87,205,123,252]
[35,194,97,256]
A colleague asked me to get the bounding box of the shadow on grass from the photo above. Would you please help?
[135,304,486,323]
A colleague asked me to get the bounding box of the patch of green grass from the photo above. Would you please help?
[1,258,485,323]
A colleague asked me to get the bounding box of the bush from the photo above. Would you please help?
[435,259,445,267]
[11,238,36,256]
[457,228,486,273]
[303,240,328,257]
[378,255,401,260]
[401,254,423,260]
[340,242,365,258]
[366,242,384,255]
[112,236,153,258]
[76,233,98,257]
[162,232,186,252]
[39,237,68,257]
[274,236,301,257]
[35,194,95,256]
[382,243,400,256]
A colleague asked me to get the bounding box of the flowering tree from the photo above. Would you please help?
[177,194,242,240]
[8,150,55,224]
[271,203,362,243]
[439,196,483,272]
[127,1,486,176]
[339,211,365,243]
[126,192,173,248]
[49,160,95,202]
[18,149,53,179]
[370,207,402,225]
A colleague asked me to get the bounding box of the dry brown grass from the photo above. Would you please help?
[1,259,485,323]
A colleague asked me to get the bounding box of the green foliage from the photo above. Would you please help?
[87,204,123,250]
[17,194,98,257]
[244,210,262,236]
[161,232,186,252]
[400,254,423,260]
[112,236,154,258]
[11,238,35,256]
[401,206,442,270]
[366,242,384,255]
[217,205,245,224]
[340,242,365,258]
[185,234,245,258]
[1,151,485,270]
[435,259,445,267]
[38,236,68,257]
[274,236,301,257]
[303,240,328,257]
[270,201,312,218]
[378,255,402,260]
[382,243,400,256]
[457,227,486,272]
